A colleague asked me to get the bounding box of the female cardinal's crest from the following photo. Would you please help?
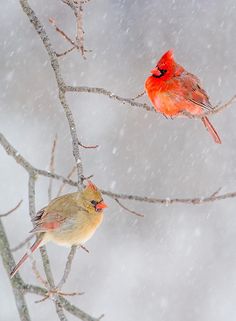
[87,180,97,191]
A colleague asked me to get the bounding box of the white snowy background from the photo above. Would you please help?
[1,0,236,320]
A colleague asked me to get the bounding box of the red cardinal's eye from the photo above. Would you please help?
[152,67,167,78]
[158,68,167,76]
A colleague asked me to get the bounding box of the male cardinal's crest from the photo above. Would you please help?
[157,49,174,65]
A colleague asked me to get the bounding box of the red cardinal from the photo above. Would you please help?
[145,50,221,144]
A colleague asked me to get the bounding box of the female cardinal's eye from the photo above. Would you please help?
[91,200,98,206]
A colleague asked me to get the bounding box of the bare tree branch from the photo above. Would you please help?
[0,219,31,321]
[48,135,58,202]
[49,17,78,50]
[115,198,144,217]
[0,200,23,218]
[19,0,84,188]
[28,163,69,320]
[132,91,146,100]
[62,0,90,58]
[2,131,236,206]
[11,235,35,252]
[55,304,69,321]
[24,283,101,321]
[57,245,77,290]
[57,46,76,57]
[65,86,236,118]
[57,165,77,197]
[103,189,236,205]
[30,259,49,290]
[66,85,153,111]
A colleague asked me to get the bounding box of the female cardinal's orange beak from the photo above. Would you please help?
[96,201,107,211]
[151,67,161,76]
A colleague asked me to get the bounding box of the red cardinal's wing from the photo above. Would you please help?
[178,72,213,112]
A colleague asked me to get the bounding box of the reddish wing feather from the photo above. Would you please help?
[30,209,65,233]
[177,72,213,111]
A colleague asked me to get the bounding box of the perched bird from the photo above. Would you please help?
[10,181,107,278]
[145,49,221,144]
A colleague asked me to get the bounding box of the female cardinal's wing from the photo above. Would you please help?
[178,72,214,111]
[30,208,66,232]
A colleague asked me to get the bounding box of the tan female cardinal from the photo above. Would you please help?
[145,50,221,144]
[10,181,107,278]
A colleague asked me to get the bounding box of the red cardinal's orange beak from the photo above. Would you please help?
[151,67,161,76]
[96,201,107,210]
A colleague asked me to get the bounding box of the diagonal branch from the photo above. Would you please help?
[62,0,90,59]
[57,245,77,290]
[0,200,23,218]
[65,85,236,118]
[114,198,144,217]
[3,131,236,206]
[11,235,35,252]
[28,153,69,320]
[24,283,101,321]
[57,165,77,197]
[19,0,84,188]
[66,85,153,111]
[48,134,58,202]
[0,219,31,321]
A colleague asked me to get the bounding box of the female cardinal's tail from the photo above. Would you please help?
[201,117,221,144]
[10,238,42,278]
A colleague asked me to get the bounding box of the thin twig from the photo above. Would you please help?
[0,200,23,218]
[115,198,144,217]
[66,85,153,111]
[80,244,89,253]
[0,219,31,321]
[39,247,55,288]
[28,167,68,320]
[11,235,34,252]
[209,95,236,116]
[75,1,87,59]
[49,18,79,50]
[48,134,58,202]
[30,259,49,290]
[65,85,236,118]
[57,46,76,57]
[3,131,236,206]
[24,284,101,321]
[55,304,69,321]
[132,91,146,100]
[57,165,77,197]
[57,245,77,290]
[209,187,222,198]
[20,0,85,188]
[62,0,90,59]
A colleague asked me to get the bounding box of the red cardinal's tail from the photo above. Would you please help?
[10,238,43,278]
[201,117,221,144]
